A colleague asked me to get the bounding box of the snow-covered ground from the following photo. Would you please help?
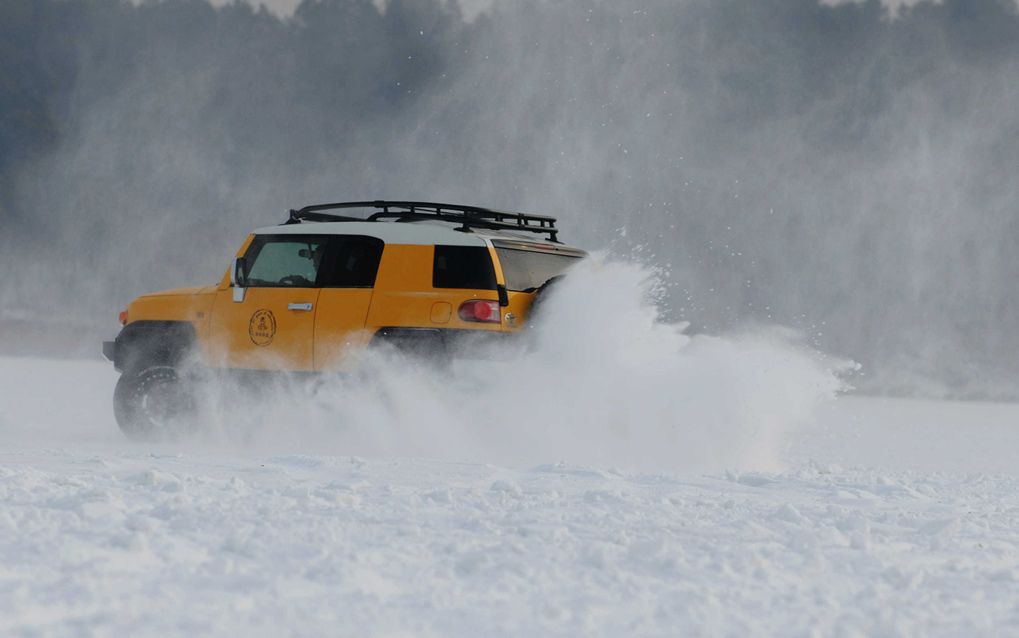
[5,359,1019,636]
[3,262,1019,636]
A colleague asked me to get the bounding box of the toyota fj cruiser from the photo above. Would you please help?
[103,201,587,439]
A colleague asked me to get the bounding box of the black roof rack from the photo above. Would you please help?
[283,200,560,243]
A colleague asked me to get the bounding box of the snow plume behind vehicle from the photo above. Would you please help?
[197,258,850,473]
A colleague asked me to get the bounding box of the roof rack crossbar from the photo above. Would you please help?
[283,200,560,242]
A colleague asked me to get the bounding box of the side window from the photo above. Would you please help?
[319,237,385,288]
[433,245,497,290]
[244,235,327,287]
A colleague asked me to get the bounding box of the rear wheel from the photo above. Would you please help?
[526,275,564,326]
[113,366,199,441]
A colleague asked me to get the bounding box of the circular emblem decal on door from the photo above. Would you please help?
[249,309,277,347]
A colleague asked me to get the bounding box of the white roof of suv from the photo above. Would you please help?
[253,221,489,247]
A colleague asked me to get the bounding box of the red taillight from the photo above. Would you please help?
[118,310,128,326]
[473,301,494,321]
[458,300,500,324]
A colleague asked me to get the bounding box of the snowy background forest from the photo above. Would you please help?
[3,0,1019,397]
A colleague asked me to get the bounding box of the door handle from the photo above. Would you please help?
[288,303,313,311]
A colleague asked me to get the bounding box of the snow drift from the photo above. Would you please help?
[193,258,849,473]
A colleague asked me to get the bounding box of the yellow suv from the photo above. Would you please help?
[103,201,587,438]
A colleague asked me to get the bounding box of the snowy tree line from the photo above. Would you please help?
[2,0,1019,396]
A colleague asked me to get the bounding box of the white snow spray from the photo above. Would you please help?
[198,256,851,473]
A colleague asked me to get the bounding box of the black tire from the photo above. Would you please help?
[113,366,199,441]
[526,275,564,327]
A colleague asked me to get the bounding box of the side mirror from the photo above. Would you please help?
[231,257,247,302]
[231,257,248,287]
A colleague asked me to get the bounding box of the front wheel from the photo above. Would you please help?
[113,366,199,441]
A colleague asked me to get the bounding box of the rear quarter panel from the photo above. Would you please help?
[364,244,507,336]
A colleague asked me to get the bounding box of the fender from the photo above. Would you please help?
[105,321,198,374]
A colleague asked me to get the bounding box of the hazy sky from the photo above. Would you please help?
[217,0,938,21]
[220,0,496,20]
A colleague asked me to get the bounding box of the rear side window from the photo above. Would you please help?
[494,248,583,292]
[318,236,384,288]
[433,246,497,290]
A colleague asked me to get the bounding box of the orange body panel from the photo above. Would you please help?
[501,290,536,327]
[126,286,218,324]
[314,288,374,371]
[125,286,217,358]
[122,235,544,372]
[207,287,319,371]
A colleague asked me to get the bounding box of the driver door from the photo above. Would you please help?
[208,234,324,371]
